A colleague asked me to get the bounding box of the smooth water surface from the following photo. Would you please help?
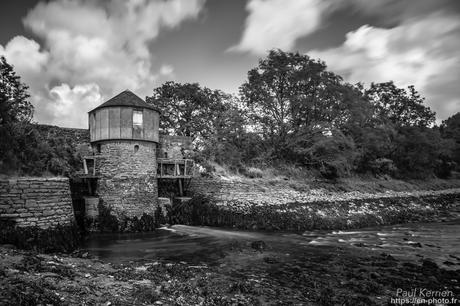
[83,219,460,269]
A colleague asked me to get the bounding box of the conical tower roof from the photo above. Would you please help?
[89,90,160,113]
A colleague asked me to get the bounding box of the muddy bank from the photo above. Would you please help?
[1,237,459,305]
[171,190,460,231]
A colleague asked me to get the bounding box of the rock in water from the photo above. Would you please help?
[251,240,267,252]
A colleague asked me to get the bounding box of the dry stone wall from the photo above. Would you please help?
[188,178,269,203]
[0,177,75,228]
[188,177,460,206]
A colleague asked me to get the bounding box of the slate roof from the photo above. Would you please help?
[89,90,160,113]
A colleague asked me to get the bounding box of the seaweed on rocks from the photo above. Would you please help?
[0,219,82,253]
[169,193,460,231]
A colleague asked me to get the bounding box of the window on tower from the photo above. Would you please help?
[133,109,143,138]
[133,110,143,126]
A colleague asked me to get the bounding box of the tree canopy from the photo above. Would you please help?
[147,49,458,179]
[365,81,435,127]
[3,49,459,179]
[147,81,239,139]
[239,50,347,141]
[0,56,33,125]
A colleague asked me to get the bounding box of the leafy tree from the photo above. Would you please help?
[291,130,357,179]
[197,97,249,167]
[390,126,454,178]
[147,81,252,168]
[0,56,33,124]
[440,112,460,169]
[0,56,34,173]
[147,81,237,139]
[352,125,398,174]
[365,81,435,127]
[240,49,365,160]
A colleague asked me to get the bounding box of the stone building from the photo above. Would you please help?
[87,90,161,218]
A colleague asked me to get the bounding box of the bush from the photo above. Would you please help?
[391,126,455,178]
[242,167,263,178]
[301,131,358,179]
[368,158,397,176]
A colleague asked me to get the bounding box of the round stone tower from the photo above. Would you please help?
[88,90,160,218]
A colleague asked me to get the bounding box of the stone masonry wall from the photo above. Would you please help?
[0,177,75,228]
[188,177,272,204]
[94,140,158,218]
[189,177,460,206]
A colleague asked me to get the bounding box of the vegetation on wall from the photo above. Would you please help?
[91,200,168,233]
[169,193,459,231]
[0,219,82,253]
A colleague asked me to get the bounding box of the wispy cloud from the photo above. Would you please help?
[310,12,460,121]
[228,0,328,55]
[231,0,460,120]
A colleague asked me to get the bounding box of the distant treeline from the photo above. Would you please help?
[1,51,460,179]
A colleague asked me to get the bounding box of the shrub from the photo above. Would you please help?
[368,158,397,176]
[243,167,263,178]
[301,131,358,179]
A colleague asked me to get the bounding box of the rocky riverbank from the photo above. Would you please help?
[1,231,459,305]
[1,187,459,305]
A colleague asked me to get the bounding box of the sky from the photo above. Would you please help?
[1,0,460,128]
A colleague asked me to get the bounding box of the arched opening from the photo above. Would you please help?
[134,145,139,153]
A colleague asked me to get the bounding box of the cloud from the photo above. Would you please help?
[310,12,460,121]
[231,0,460,120]
[0,0,205,128]
[229,0,328,55]
[160,64,175,77]
[0,36,49,74]
[231,0,457,56]
[47,83,103,128]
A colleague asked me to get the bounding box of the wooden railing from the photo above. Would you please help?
[157,158,195,178]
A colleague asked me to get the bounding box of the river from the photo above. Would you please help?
[83,218,460,270]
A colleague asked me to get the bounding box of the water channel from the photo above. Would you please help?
[83,218,460,270]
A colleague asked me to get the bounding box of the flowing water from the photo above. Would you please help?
[83,218,460,270]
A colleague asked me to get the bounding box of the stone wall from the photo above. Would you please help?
[188,177,460,206]
[0,177,75,228]
[188,177,269,203]
[93,140,158,218]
